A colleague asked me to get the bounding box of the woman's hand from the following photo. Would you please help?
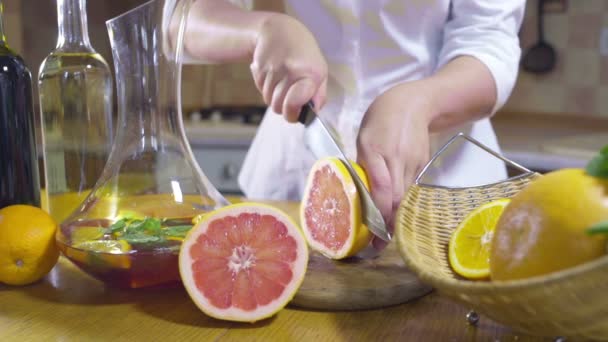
[179,1,327,120]
[357,81,436,249]
[251,14,328,121]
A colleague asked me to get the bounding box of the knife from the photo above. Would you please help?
[298,101,392,242]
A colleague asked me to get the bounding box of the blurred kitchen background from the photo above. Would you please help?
[3,0,608,195]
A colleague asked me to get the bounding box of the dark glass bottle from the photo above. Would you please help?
[0,2,40,209]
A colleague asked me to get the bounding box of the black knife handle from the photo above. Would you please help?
[298,100,316,125]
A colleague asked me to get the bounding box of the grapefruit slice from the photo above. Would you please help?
[300,157,373,259]
[179,203,308,322]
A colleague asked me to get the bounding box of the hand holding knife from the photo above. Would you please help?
[298,101,392,243]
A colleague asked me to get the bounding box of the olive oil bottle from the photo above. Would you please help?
[38,0,113,222]
[0,2,40,209]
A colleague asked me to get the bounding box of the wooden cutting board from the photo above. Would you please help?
[259,199,433,311]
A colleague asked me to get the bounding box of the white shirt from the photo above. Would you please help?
[172,0,526,200]
[239,0,525,201]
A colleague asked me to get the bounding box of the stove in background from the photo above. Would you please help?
[183,106,266,196]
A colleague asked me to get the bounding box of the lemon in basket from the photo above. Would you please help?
[448,198,510,280]
[490,168,608,281]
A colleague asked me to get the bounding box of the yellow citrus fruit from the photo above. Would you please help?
[490,168,608,281]
[448,198,511,280]
[0,205,60,285]
[300,157,372,259]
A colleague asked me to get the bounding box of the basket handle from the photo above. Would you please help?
[415,132,532,185]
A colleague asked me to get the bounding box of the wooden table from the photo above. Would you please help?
[0,257,550,341]
[0,199,551,341]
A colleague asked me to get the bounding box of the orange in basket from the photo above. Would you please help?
[490,168,608,281]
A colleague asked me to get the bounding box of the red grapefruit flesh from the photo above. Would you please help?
[303,165,350,251]
[179,203,308,322]
[300,157,372,259]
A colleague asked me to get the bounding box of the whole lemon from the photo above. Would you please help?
[490,169,608,281]
[0,205,60,285]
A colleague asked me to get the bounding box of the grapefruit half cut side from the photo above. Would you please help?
[179,203,309,322]
[300,157,373,259]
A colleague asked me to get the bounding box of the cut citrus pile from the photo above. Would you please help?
[0,205,59,285]
[179,202,308,322]
[448,198,511,280]
[300,157,372,259]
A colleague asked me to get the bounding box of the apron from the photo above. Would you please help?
[235,0,523,200]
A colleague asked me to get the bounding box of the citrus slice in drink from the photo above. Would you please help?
[74,240,132,254]
[179,203,309,322]
[192,213,208,226]
[71,227,107,245]
[448,198,511,280]
[300,157,373,259]
[71,240,132,270]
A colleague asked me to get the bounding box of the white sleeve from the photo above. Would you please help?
[436,1,525,115]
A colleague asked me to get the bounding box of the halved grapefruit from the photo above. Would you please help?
[300,157,373,259]
[179,203,308,322]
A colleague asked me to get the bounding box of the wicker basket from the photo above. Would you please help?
[395,133,608,340]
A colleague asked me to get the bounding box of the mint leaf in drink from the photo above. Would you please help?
[109,217,189,247]
[142,217,162,234]
[109,218,128,234]
[125,218,149,234]
[120,232,163,244]
[162,225,193,239]
[586,145,608,178]
[586,221,608,235]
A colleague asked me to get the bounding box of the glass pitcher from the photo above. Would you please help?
[56,0,230,288]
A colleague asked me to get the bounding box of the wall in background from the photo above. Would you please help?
[12,0,275,112]
[4,0,23,55]
[503,0,608,118]
[28,0,151,106]
[177,0,608,117]
[180,0,282,109]
[9,0,608,118]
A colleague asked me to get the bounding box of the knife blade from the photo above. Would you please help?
[298,101,392,242]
